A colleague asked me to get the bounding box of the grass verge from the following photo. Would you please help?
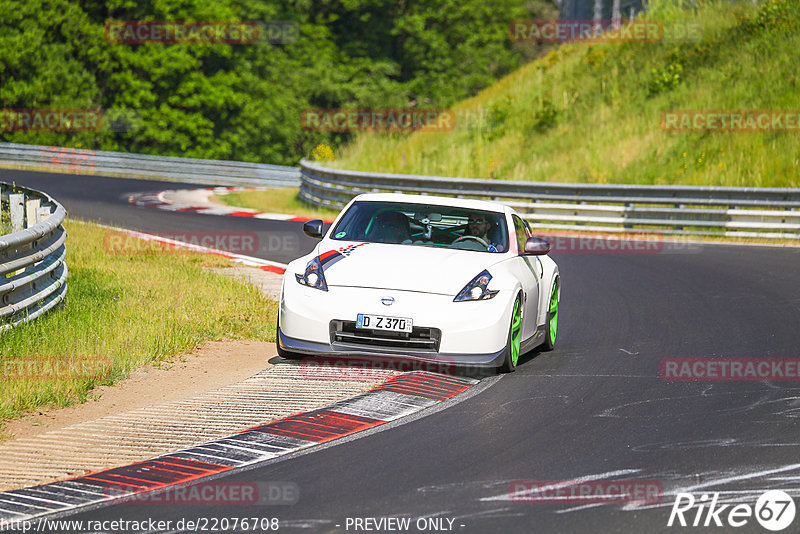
[330,0,800,188]
[212,187,341,220]
[0,219,277,430]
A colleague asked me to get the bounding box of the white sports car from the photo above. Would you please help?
[277,193,560,372]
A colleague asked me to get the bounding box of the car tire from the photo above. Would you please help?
[277,344,304,360]
[499,295,523,373]
[276,321,304,360]
[541,279,559,352]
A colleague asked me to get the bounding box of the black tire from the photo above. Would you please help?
[277,343,304,360]
[276,320,304,360]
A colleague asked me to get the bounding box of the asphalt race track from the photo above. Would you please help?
[5,169,800,533]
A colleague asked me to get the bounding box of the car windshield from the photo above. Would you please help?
[330,200,508,253]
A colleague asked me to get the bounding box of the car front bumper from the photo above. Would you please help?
[279,282,515,369]
[277,327,506,370]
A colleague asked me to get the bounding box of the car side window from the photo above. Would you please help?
[512,215,529,253]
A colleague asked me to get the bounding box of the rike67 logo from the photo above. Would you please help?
[668,490,796,531]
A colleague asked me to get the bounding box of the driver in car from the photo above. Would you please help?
[455,214,503,252]
[367,210,411,243]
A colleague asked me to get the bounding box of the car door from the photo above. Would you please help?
[511,215,541,341]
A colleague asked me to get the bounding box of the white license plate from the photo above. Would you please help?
[356,314,413,333]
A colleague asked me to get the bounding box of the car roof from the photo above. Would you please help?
[351,192,510,214]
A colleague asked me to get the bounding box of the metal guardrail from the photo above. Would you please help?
[299,160,800,239]
[0,183,68,331]
[0,142,300,188]
[2,141,797,239]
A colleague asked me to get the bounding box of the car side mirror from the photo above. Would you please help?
[523,236,550,255]
[303,219,324,239]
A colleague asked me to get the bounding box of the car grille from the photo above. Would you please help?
[330,320,441,352]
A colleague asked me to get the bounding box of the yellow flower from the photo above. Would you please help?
[311,144,335,162]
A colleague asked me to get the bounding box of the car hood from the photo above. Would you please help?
[316,242,503,295]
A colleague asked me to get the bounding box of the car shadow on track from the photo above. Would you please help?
[268,352,548,381]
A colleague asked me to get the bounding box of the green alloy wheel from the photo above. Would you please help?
[500,296,523,373]
[542,281,559,351]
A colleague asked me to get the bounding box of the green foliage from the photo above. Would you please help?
[525,98,557,133]
[334,0,800,188]
[647,59,683,95]
[483,97,514,141]
[748,0,800,30]
[0,0,556,164]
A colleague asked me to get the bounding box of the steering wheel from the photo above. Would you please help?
[452,235,489,248]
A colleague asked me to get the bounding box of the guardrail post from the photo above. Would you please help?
[37,206,51,222]
[9,193,24,232]
[623,202,633,230]
[8,193,26,276]
[26,198,41,227]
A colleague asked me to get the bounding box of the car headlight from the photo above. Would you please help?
[295,256,328,291]
[453,269,499,302]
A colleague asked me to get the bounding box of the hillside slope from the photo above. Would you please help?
[334,0,800,187]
